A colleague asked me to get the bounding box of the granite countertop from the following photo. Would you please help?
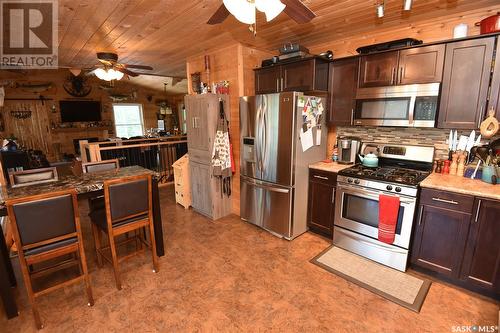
[420,173,500,200]
[309,161,352,173]
[0,166,156,206]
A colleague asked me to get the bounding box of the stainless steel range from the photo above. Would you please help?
[333,143,435,271]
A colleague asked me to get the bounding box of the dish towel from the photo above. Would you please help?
[378,194,400,244]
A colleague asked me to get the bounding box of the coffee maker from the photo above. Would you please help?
[337,136,361,164]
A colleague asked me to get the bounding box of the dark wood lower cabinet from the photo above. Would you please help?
[411,204,471,278]
[307,169,336,238]
[460,198,500,295]
[411,188,500,299]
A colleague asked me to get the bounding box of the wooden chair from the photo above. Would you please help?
[89,174,158,290]
[6,190,94,329]
[82,159,120,174]
[8,167,58,188]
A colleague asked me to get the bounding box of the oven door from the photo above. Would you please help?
[334,183,416,249]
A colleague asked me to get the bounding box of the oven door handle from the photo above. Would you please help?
[337,183,415,204]
[335,227,407,254]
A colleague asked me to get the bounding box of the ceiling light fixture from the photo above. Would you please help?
[403,0,412,11]
[376,1,385,18]
[222,0,286,25]
[94,68,124,81]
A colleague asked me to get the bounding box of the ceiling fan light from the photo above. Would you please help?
[403,0,412,11]
[94,68,108,80]
[256,0,286,22]
[223,0,256,24]
[94,68,124,81]
[109,68,124,80]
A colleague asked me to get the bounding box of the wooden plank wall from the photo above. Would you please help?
[186,44,273,215]
[0,69,182,160]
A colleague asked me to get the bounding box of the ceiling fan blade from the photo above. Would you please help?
[122,64,153,70]
[207,4,230,25]
[281,0,316,24]
[117,67,139,77]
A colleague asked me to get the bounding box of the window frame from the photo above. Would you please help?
[112,103,145,138]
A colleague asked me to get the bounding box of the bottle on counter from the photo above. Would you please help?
[332,143,338,162]
[442,160,450,174]
[449,153,458,175]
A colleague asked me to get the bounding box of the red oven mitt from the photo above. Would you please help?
[378,194,400,244]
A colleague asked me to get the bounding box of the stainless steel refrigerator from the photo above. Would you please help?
[240,92,327,239]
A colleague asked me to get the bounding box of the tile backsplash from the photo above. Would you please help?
[334,126,499,160]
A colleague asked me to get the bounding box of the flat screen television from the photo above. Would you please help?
[59,100,102,122]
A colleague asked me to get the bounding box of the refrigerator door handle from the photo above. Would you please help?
[241,177,290,193]
[261,105,268,173]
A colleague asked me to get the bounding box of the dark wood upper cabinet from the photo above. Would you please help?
[255,57,330,94]
[437,37,495,129]
[282,60,315,92]
[328,57,359,126]
[307,169,336,238]
[398,45,445,84]
[359,51,399,88]
[255,66,281,94]
[489,39,500,118]
[460,198,500,295]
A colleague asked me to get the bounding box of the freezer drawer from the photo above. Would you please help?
[240,176,292,238]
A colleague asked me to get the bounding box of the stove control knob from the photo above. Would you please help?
[395,187,402,193]
[347,178,353,183]
[386,185,393,191]
[354,179,360,185]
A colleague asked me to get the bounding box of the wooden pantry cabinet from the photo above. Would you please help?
[307,169,337,238]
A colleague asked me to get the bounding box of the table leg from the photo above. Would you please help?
[0,236,18,319]
[0,221,16,287]
[152,179,164,257]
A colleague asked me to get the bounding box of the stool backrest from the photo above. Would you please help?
[9,167,58,188]
[82,159,119,174]
[104,175,151,224]
[6,191,78,249]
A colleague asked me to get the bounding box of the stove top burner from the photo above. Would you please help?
[338,165,430,186]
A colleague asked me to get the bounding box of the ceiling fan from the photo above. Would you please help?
[207,0,316,26]
[92,52,153,81]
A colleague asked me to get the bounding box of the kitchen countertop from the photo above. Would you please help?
[309,161,352,173]
[420,172,500,200]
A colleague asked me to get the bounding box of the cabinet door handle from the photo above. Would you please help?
[350,109,354,125]
[418,205,424,226]
[391,67,396,85]
[276,78,279,92]
[399,67,403,84]
[281,77,284,91]
[332,188,336,203]
[431,197,458,205]
[313,175,329,180]
[474,199,482,223]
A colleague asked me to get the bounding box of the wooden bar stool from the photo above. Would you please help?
[89,174,158,290]
[6,190,94,329]
[82,159,120,212]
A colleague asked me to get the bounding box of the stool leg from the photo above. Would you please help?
[18,257,43,329]
[77,243,94,307]
[108,232,122,290]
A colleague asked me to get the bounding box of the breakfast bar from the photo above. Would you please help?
[0,166,165,319]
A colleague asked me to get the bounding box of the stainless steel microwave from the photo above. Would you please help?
[354,83,440,127]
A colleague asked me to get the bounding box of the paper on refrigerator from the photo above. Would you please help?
[300,127,314,152]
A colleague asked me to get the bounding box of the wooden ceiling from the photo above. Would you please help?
[58,0,500,77]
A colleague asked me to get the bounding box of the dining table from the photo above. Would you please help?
[0,165,165,319]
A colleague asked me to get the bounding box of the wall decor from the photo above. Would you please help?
[63,74,92,97]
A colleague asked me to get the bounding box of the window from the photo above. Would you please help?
[112,104,144,138]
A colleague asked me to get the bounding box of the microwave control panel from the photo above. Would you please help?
[414,96,438,121]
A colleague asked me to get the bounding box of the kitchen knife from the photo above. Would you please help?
[474,134,481,146]
[448,130,453,151]
[466,130,475,152]
[457,135,468,151]
[453,130,458,151]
